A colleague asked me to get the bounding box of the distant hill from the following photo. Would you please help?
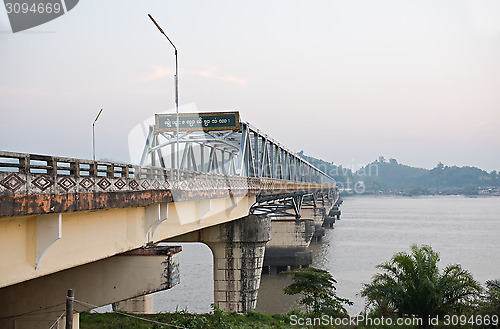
[298,153,500,195]
[297,151,354,186]
[356,158,428,190]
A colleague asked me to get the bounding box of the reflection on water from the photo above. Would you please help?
[255,274,299,314]
[154,196,500,315]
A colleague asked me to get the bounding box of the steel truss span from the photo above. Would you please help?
[141,121,335,187]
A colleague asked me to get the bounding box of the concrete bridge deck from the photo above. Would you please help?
[0,151,332,217]
[0,150,335,286]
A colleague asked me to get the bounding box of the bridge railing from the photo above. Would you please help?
[0,151,334,196]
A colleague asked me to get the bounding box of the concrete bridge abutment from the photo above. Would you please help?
[113,294,155,314]
[169,214,271,313]
[0,246,180,329]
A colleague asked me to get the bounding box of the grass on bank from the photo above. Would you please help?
[80,309,293,329]
[80,309,489,329]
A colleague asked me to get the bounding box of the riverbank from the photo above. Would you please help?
[80,310,294,329]
[80,311,484,328]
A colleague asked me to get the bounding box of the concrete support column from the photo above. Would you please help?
[203,214,271,313]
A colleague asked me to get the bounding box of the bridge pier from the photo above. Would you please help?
[302,206,327,242]
[169,214,271,313]
[263,218,315,273]
[261,194,338,273]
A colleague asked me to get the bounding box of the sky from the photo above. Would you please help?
[1,0,499,172]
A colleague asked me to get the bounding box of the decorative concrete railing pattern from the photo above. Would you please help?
[0,151,337,217]
[0,151,334,196]
[0,151,243,195]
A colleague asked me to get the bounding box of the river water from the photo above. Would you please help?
[154,195,500,315]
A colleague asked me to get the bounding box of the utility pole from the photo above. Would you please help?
[65,289,74,329]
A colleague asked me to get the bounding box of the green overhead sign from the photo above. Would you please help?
[155,112,240,132]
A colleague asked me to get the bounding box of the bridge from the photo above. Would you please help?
[0,117,340,329]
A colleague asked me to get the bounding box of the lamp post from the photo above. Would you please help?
[148,14,180,183]
[92,108,103,162]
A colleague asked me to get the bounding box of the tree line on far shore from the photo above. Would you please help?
[298,151,500,195]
